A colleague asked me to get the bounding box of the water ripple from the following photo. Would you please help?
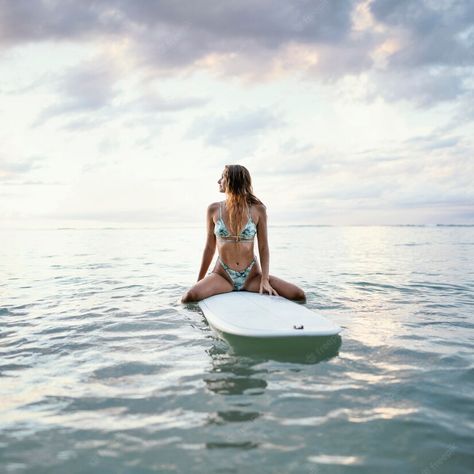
[1,226,473,473]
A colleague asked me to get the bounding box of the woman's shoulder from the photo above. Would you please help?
[207,201,222,213]
[251,202,267,214]
[250,202,266,225]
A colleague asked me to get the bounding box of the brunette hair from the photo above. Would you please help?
[222,164,264,236]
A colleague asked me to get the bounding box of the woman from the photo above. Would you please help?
[181,165,306,303]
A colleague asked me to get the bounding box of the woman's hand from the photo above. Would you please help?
[259,277,279,296]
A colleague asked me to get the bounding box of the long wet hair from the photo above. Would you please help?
[222,164,265,236]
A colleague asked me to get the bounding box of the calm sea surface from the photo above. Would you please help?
[1,226,473,474]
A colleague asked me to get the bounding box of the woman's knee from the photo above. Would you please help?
[284,284,306,301]
[294,287,306,301]
[181,288,199,303]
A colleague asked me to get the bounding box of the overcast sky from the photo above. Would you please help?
[1,0,473,227]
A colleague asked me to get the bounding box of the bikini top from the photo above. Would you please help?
[214,201,257,242]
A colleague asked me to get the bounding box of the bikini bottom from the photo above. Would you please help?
[217,256,256,291]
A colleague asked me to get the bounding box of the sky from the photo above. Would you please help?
[0,0,473,227]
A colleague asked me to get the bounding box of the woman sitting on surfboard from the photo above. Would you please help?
[181,164,306,303]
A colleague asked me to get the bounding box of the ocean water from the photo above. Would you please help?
[1,225,473,474]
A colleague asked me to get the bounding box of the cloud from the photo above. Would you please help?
[123,0,376,82]
[0,0,361,77]
[403,133,461,150]
[1,1,472,226]
[113,0,358,55]
[366,0,474,107]
[45,209,169,222]
[2,0,472,109]
[0,0,123,47]
[370,0,474,69]
[0,0,356,49]
[246,126,473,220]
[368,66,469,107]
[31,54,209,128]
[32,57,120,126]
[0,156,44,180]
[188,108,283,147]
[126,94,209,113]
[1,180,64,187]
[280,138,314,155]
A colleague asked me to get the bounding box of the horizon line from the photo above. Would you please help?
[1,223,474,231]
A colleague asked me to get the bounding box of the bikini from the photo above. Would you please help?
[214,201,257,291]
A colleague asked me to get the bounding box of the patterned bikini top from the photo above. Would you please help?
[214,201,257,242]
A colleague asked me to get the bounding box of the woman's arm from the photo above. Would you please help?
[256,205,278,295]
[197,203,217,281]
[257,205,270,280]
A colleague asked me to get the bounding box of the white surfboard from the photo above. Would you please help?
[198,292,342,338]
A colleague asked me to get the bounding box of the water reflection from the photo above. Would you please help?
[206,440,259,450]
[203,347,266,450]
[201,334,343,453]
[202,333,342,399]
[219,333,342,364]
[204,345,268,396]
[207,410,260,425]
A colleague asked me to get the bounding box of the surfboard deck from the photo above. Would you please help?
[198,292,342,338]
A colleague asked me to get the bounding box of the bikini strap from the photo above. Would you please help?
[219,201,223,220]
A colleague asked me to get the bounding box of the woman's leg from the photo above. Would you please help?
[181,272,233,303]
[243,273,306,301]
